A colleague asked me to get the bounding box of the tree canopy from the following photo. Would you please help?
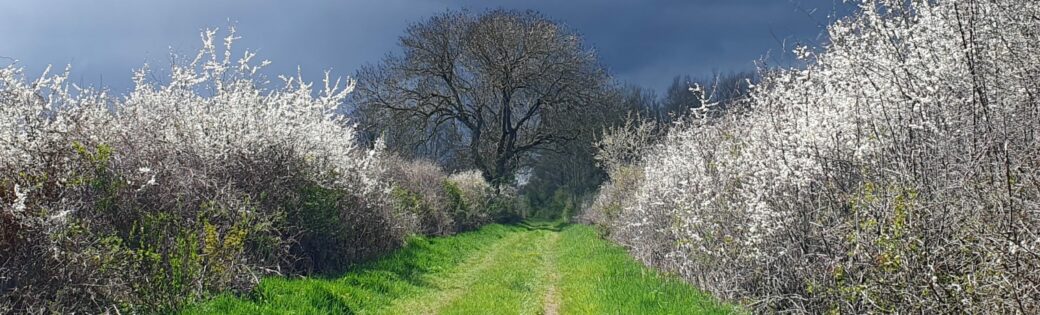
[353,10,614,188]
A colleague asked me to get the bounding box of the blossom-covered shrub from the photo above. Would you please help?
[0,29,401,313]
[383,154,499,234]
[581,165,643,233]
[582,115,659,237]
[590,0,1040,312]
[446,170,494,230]
[385,157,455,235]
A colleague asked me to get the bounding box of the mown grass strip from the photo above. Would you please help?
[381,229,554,314]
[436,230,553,314]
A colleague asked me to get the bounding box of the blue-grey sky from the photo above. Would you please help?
[0,0,854,95]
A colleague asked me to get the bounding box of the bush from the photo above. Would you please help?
[581,115,658,242]
[488,187,526,224]
[0,29,400,313]
[580,165,643,237]
[446,170,493,230]
[382,155,503,235]
[285,183,400,275]
[384,157,454,235]
[589,1,1040,313]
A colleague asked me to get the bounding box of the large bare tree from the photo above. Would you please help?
[353,10,612,187]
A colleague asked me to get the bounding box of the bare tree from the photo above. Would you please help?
[659,71,755,122]
[353,10,612,188]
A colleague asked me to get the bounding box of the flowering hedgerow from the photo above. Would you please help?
[587,0,1040,312]
[0,28,502,313]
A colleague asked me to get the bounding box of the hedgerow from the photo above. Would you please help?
[586,1,1040,312]
[0,28,502,313]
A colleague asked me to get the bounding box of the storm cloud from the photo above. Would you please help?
[0,0,854,94]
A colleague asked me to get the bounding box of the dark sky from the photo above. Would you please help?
[0,0,855,95]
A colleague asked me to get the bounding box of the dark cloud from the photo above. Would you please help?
[0,0,854,94]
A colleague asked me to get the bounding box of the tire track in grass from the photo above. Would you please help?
[541,232,562,315]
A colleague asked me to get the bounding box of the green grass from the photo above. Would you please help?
[557,225,733,314]
[180,224,521,314]
[182,222,735,314]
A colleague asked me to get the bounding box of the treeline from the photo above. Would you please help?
[0,30,518,313]
[583,0,1040,313]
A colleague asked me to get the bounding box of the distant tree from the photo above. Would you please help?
[354,10,614,188]
[658,71,756,121]
[519,83,657,216]
[617,84,660,120]
[709,70,756,112]
[660,75,698,121]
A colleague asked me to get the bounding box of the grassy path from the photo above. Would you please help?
[183,222,733,314]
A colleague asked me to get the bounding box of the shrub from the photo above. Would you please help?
[590,1,1040,313]
[1,28,399,313]
[580,165,643,236]
[382,153,503,235]
[488,187,526,224]
[384,157,454,235]
[581,115,657,242]
[446,170,493,230]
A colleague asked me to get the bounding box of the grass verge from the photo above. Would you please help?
[557,225,734,314]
